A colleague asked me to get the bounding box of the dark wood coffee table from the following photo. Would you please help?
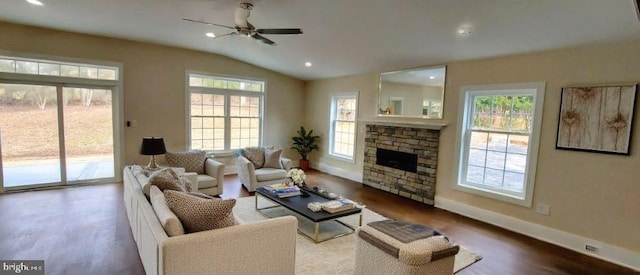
[255,187,363,243]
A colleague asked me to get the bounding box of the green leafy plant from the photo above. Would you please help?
[291,126,320,160]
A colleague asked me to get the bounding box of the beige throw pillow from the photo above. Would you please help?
[150,186,185,237]
[241,147,266,168]
[165,151,206,174]
[164,190,238,233]
[263,148,283,169]
[149,168,185,192]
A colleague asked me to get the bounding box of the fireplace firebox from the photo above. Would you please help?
[376,148,417,173]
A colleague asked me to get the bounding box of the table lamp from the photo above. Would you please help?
[140,137,166,170]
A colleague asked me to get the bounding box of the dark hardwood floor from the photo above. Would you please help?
[0,169,636,274]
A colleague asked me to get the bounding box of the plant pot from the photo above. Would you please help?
[299,159,310,171]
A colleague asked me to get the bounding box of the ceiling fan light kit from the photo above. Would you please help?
[183,2,302,46]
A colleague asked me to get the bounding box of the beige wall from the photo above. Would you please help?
[305,73,378,180]
[307,39,640,253]
[0,22,305,168]
[439,40,640,252]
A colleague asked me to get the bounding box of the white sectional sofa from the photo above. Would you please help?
[123,166,298,275]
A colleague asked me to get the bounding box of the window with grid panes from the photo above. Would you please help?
[456,83,545,206]
[329,93,358,160]
[188,73,263,151]
[0,56,118,80]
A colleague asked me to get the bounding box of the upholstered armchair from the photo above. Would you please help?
[237,147,292,192]
[165,150,225,196]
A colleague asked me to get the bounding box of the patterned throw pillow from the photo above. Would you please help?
[179,178,192,192]
[165,151,206,174]
[263,148,283,169]
[163,190,238,233]
[241,147,266,168]
[149,168,185,192]
[187,192,217,200]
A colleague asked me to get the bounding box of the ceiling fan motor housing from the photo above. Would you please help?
[240,3,253,11]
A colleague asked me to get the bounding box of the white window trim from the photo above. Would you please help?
[0,51,124,184]
[452,82,545,207]
[0,52,120,82]
[328,92,358,162]
[184,71,265,153]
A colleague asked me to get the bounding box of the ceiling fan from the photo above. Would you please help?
[183,2,303,45]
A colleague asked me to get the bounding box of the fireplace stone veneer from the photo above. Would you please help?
[363,124,440,205]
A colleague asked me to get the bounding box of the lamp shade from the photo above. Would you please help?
[140,137,166,155]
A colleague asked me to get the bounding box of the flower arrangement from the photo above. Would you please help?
[287,168,306,187]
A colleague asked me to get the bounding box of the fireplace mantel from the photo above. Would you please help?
[358,119,447,130]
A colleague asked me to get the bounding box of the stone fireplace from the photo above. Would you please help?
[362,123,441,205]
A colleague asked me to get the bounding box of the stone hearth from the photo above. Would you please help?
[363,124,440,205]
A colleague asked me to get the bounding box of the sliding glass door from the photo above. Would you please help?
[0,83,115,189]
[0,83,61,187]
[62,87,115,182]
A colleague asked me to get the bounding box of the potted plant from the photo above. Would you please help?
[291,126,320,170]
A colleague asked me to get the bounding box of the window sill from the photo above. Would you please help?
[327,153,356,164]
[453,182,532,208]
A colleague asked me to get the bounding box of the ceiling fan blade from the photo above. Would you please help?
[257,28,303,35]
[251,33,276,45]
[213,32,238,39]
[182,18,235,30]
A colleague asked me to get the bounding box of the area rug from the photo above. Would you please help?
[233,196,482,274]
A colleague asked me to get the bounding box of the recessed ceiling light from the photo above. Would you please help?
[26,0,44,5]
[457,26,472,37]
[429,76,435,79]
[304,62,312,67]
[205,32,216,38]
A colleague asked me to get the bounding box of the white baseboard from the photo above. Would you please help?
[312,162,363,183]
[435,196,640,271]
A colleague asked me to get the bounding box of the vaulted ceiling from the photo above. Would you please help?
[2,0,639,80]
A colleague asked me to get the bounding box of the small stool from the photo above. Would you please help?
[354,220,459,275]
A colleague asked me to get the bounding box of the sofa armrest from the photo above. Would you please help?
[204,158,224,177]
[280,157,292,170]
[204,158,225,194]
[236,155,258,191]
[161,216,297,275]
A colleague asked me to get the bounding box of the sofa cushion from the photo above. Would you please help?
[150,186,185,237]
[196,174,218,189]
[263,149,283,169]
[241,147,265,169]
[166,151,206,174]
[149,168,186,193]
[255,168,288,182]
[164,190,238,233]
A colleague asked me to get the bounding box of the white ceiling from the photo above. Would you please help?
[1,0,639,81]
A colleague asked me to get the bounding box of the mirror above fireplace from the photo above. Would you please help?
[378,65,446,119]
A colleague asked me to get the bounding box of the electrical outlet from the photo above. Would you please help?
[585,244,600,254]
[536,203,550,216]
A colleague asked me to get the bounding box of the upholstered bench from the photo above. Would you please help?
[355,220,459,275]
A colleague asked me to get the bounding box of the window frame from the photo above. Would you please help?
[328,92,358,162]
[453,82,545,207]
[186,72,265,152]
[0,55,119,81]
